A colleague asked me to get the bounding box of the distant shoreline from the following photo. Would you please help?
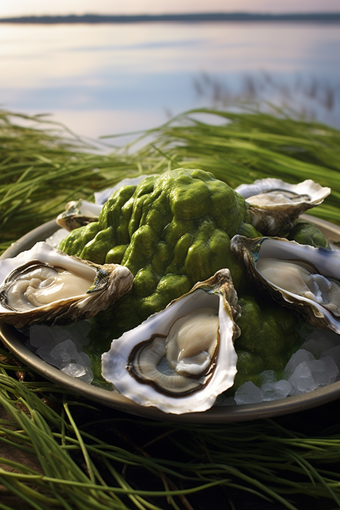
[1,13,340,24]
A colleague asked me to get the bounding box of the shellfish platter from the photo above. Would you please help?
[1,172,340,422]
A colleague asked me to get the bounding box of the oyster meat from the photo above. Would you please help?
[235,178,330,235]
[102,269,241,414]
[0,242,133,328]
[230,235,340,334]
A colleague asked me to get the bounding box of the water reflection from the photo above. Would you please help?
[0,23,339,138]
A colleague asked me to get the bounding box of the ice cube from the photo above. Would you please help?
[74,352,93,383]
[79,368,94,384]
[61,363,86,378]
[77,351,92,368]
[321,346,340,371]
[61,362,94,384]
[260,370,277,384]
[304,328,339,348]
[50,339,79,367]
[30,325,58,365]
[301,335,336,358]
[36,345,62,368]
[28,322,94,384]
[30,324,55,348]
[307,328,339,342]
[60,321,92,349]
[234,381,263,405]
[309,357,339,387]
[50,327,74,346]
[282,349,315,380]
[261,380,292,401]
[288,361,318,395]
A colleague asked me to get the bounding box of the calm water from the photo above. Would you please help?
[1,22,340,139]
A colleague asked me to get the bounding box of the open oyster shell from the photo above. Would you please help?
[235,178,330,236]
[56,199,102,231]
[102,269,241,414]
[230,234,340,334]
[0,242,133,328]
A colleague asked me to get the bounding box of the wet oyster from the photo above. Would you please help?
[235,178,330,236]
[102,269,241,414]
[230,235,340,334]
[56,199,102,231]
[0,242,133,328]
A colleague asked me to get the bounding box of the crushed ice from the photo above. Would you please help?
[232,328,340,406]
[26,319,340,405]
[27,320,93,384]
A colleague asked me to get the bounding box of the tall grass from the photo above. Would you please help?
[130,107,340,223]
[0,110,156,253]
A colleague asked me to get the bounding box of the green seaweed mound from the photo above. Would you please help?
[60,169,253,335]
[288,220,330,249]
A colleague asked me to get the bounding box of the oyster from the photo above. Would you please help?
[230,234,340,334]
[235,178,330,235]
[56,199,102,231]
[102,269,241,414]
[0,242,133,328]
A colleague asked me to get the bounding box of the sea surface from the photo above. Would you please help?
[1,22,340,140]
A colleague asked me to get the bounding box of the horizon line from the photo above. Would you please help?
[1,12,340,24]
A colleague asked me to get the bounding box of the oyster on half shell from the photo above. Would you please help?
[0,242,133,328]
[230,235,340,334]
[101,269,241,414]
[235,178,330,236]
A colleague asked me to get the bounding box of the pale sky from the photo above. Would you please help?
[1,0,340,17]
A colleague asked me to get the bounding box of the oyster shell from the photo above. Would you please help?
[230,234,340,334]
[235,178,330,235]
[56,199,102,231]
[101,269,241,414]
[0,242,133,328]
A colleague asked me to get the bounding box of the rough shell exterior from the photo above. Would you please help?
[235,178,331,236]
[0,242,133,328]
[56,199,102,231]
